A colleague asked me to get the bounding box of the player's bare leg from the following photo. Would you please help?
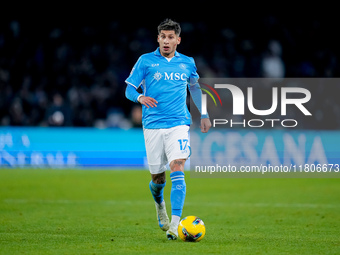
[167,158,186,240]
[150,171,169,231]
[151,172,166,184]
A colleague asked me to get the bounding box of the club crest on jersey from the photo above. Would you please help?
[179,63,186,70]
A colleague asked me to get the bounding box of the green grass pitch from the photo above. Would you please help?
[0,169,339,254]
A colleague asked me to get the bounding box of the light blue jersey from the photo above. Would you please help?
[125,48,199,129]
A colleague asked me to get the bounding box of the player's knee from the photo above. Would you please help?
[151,172,166,184]
[170,159,186,172]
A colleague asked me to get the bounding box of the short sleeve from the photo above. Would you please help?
[189,58,199,86]
[125,56,145,88]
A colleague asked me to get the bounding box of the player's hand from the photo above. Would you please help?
[138,96,158,108]
[200,118,211,133]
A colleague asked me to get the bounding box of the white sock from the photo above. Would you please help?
[171,215,180,225]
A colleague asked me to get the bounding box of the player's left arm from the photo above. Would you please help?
[188,58,211,133]
[189,81,212,133]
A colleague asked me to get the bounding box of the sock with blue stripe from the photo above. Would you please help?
[149,180,166,204]
[170,171,186,219]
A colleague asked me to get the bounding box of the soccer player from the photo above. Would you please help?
[125,19,211,240]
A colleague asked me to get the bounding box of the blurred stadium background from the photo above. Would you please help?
[1,5,340,168]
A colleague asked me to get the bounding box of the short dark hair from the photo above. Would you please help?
[157,19,181,36]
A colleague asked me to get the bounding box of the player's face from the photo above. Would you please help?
[157,30,181,58]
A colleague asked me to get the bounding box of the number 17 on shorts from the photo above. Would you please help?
[178,139,189,153]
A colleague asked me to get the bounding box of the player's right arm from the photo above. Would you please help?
[125,85,158,108]
[125,56,158,108]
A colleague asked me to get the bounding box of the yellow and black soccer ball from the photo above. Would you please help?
[178,216,206,242]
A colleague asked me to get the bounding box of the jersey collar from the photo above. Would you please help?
[154,47,180,57]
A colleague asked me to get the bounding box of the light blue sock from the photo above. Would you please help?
[149,181,166,204]
[170,171,186,217]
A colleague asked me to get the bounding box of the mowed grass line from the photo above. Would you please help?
[0,169,339,255]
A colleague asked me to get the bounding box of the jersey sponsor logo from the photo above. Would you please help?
[153,72,187,82]
[164,72,187,81]
[153,71,163,81]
